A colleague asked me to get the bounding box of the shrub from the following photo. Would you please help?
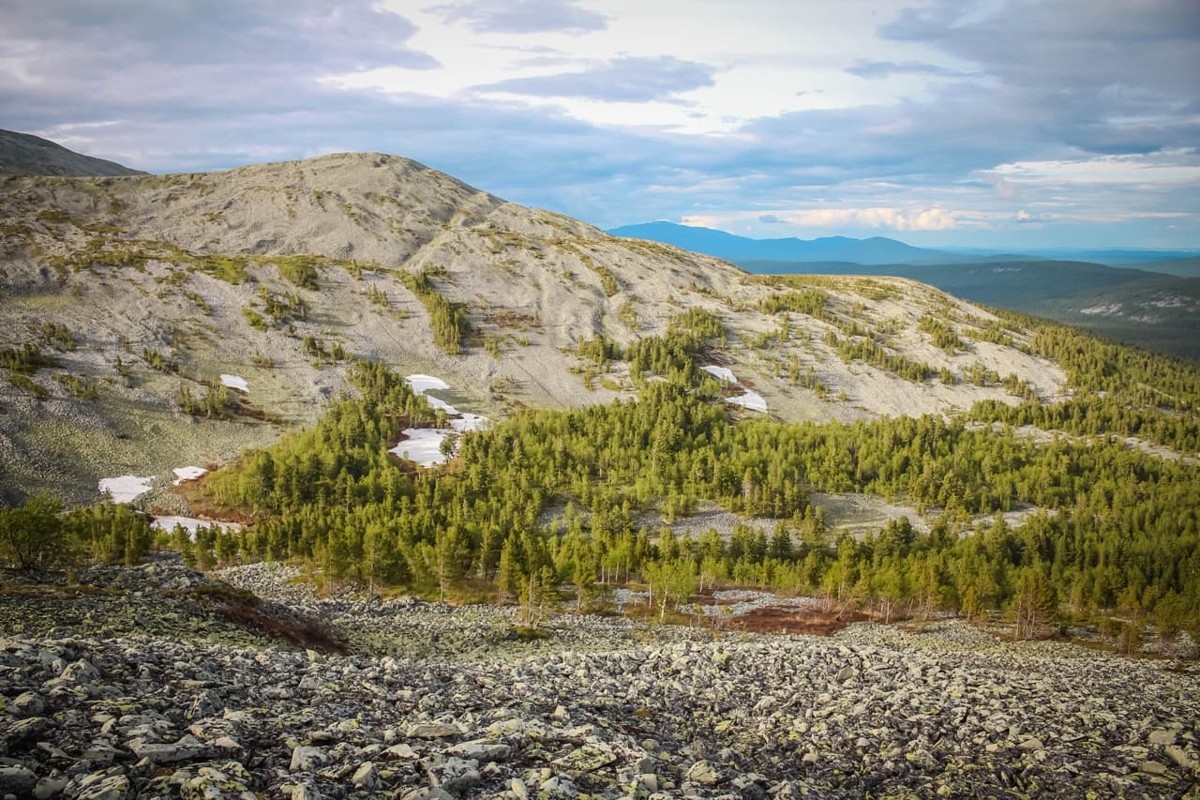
[0,494,71,571]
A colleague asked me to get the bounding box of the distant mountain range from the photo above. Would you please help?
[610,222,1200,361]
[609,221,1200,273]
[608,221,977,266]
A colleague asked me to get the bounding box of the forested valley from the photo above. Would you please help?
[4,307,1199,650]
[192,309,1200,644]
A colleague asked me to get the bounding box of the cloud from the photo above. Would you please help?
[1,0,1196,250]
[424,0,607,34]
[687,207,961,233]
[476,56,716,102]
[845,60,966,80]
[878,0,1200,156]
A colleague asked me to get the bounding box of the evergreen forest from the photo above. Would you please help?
[3,308,1198,646]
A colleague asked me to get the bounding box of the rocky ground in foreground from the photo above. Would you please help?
[1,559,1198,799]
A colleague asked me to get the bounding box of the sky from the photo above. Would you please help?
[2,0,1198,250]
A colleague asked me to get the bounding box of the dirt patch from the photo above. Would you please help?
[728,606,871,636]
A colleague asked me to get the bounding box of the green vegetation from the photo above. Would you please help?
[40,322,77,351]
[917,315,964,354]
[967,314,1200,453]
[760,288,829,318]
[165,310,1199,643]
[1,343,57,374]
[823,331,934,383]
[273,255,322,290]
[178,383,235,420]
[400,267,470,355]
[0,496,153,570]
[56,374,98,401]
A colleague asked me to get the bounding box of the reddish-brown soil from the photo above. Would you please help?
[726,606,873,636]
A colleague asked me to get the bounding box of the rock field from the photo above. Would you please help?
[2,558,1198,799]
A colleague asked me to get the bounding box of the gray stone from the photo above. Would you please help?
[446,741,511,762]
[1017,738,1045,751]
[34,775,69,800]
[290,781,322,800]
[536,776,579,799]
[9,690,46,717]
[290,746,333,772]
[384,743,419,760]
[127,735,207,764]
[1165,745,1195,769]
[409,722,462,739]
[429,757,480,793]
[351,761,378,790]
[685,760,720,785]
[0,766,38,796]
[6,715,53,742]
[1148,730,1176,746]
[398,789,456,800]
[1140,760,1168,776]
[186,689,223,721]
[59,659,100,684]
[74,772,130,800]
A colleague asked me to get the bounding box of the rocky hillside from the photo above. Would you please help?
[2,559,1197,800]
[0,130,145,177]
[0,150,1069,503]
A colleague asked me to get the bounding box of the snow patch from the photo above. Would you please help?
[728,391,768,413]
[701,365,737,383]
[397,374,490,459]
[99,475,153,504]
[405,374,450,394]
[1079,303,1123,317]
[172,466,207,485]
[390,428,452,467]
[220,374,249,392]
[452,413,488,433]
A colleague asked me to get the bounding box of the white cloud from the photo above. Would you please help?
[683,206,961,232]
[987,150,1200,187]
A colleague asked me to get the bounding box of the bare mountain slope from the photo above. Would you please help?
[1,152,1066,503]
[0,129,146,177]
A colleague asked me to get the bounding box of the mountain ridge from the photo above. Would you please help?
[1,147,1078,503]
[609,220,966,266]
[0,129,147,177]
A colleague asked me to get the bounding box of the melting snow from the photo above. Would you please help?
[1080,303,1123,317]
[172,466,207,485]
[728,391,769,413]
[452,413,488,432]
[701,365,738,383]
[390,429,452,467]
[220,374,249,392]
[405,374,450,394]
[394,375,490,465]
[99,476,153,503]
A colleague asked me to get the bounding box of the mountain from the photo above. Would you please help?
[608,222,1199,362]
[609,221,969,265]
[2,151,1081,504]
[0,129,146,177]
[744,258,1200,362]
[1124,256,1200,279]
[1019,248,1200,265]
